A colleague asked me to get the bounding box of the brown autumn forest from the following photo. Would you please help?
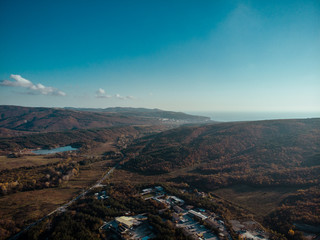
[123,118,320,236]
[0,105,210,137]
[0,106,319,240]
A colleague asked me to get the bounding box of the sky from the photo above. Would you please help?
[0,0,319,114]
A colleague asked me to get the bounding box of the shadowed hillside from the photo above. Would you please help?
[65,107,213,122]
[123,118,320,237]
[0,105,210,137]
[0,125,170,154]
[124,118,320,186]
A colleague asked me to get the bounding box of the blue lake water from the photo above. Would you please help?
[32,146,78,155]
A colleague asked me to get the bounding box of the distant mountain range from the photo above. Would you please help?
[64,107,212,121]
[0,105,211,137]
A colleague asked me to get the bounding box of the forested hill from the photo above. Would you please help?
[124,118,320,186]
[65,107,212,122]
[0,105,210,137]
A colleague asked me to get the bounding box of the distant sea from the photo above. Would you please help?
[187,111,320,122]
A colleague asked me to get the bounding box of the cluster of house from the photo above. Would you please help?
[174,208,229,240]
[180,188,208,198]
[142,186,185,206]
[141,186,164,195]
[94,190,109,200]
[141,186,230,240]
[229,220,269,240]
[100,186,269,240]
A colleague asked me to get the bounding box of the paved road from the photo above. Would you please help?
[9,165,117,240]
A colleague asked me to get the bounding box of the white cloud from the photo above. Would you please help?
[115,93,126,100]
[0,74,66,96]
[97,88,105,95]
[95,88,111,98]
[126,95,136,100]
[115,94,136,100]
[95,88,135,100]
[222,4,262,34]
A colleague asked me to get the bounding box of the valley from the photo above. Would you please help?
[2,1,318,239]
[0,106,319,240]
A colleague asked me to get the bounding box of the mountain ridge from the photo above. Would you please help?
[124,118,320,183]
[0,105,211,137]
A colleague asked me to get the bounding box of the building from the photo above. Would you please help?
[188,210,208,221]
[155,186,163,192]
[172,213,181,223]
[185,205,194,210]
[204,217,220,230]
[168,196,185,205]
[134,214,148,221]
[173,205,184,213]
[181,227,199,240]
[142,188,153,194]
[115,216,135,229]
[95,190,109,200]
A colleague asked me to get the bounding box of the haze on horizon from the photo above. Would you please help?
[0,0,319,115]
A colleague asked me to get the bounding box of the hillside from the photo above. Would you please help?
[124,118,320,185]
[0,125,170,154]
[0,105,210,137]
[123,118,320,236]
[65,107,212,122]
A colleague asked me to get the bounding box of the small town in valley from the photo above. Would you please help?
[99,186,270,240]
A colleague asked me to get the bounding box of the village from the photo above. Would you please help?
[98,186,270,240]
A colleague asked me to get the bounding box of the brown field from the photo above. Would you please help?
[109,168,169,185]
[0,155,62,171]
[212,184,301,221]
[84,141,117,156]
[0,188,78,225]
[61,160,111,189]
[0,159,111,229]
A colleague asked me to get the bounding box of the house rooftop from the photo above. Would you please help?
[115,216,135,228]
[188,210,208,220]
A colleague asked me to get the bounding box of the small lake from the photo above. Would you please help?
[32,146,78,155]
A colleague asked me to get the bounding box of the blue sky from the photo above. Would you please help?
[0,0,319,113]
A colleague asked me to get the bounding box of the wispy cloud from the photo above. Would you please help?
[115,93,125,100]
[126,95,136,100]
[115,93,136,100]
[96,88,135,100]
[0,74,66,96]
[222,4,262,34]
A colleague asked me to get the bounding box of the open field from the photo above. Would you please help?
[110,162,203,184]
[61,159,112,189]
[0,188,78,225]
[0,155,62,171]
[109,168,169,185]
[0,159,112,233]
[84,141,118,156]
[212,184,302,221]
